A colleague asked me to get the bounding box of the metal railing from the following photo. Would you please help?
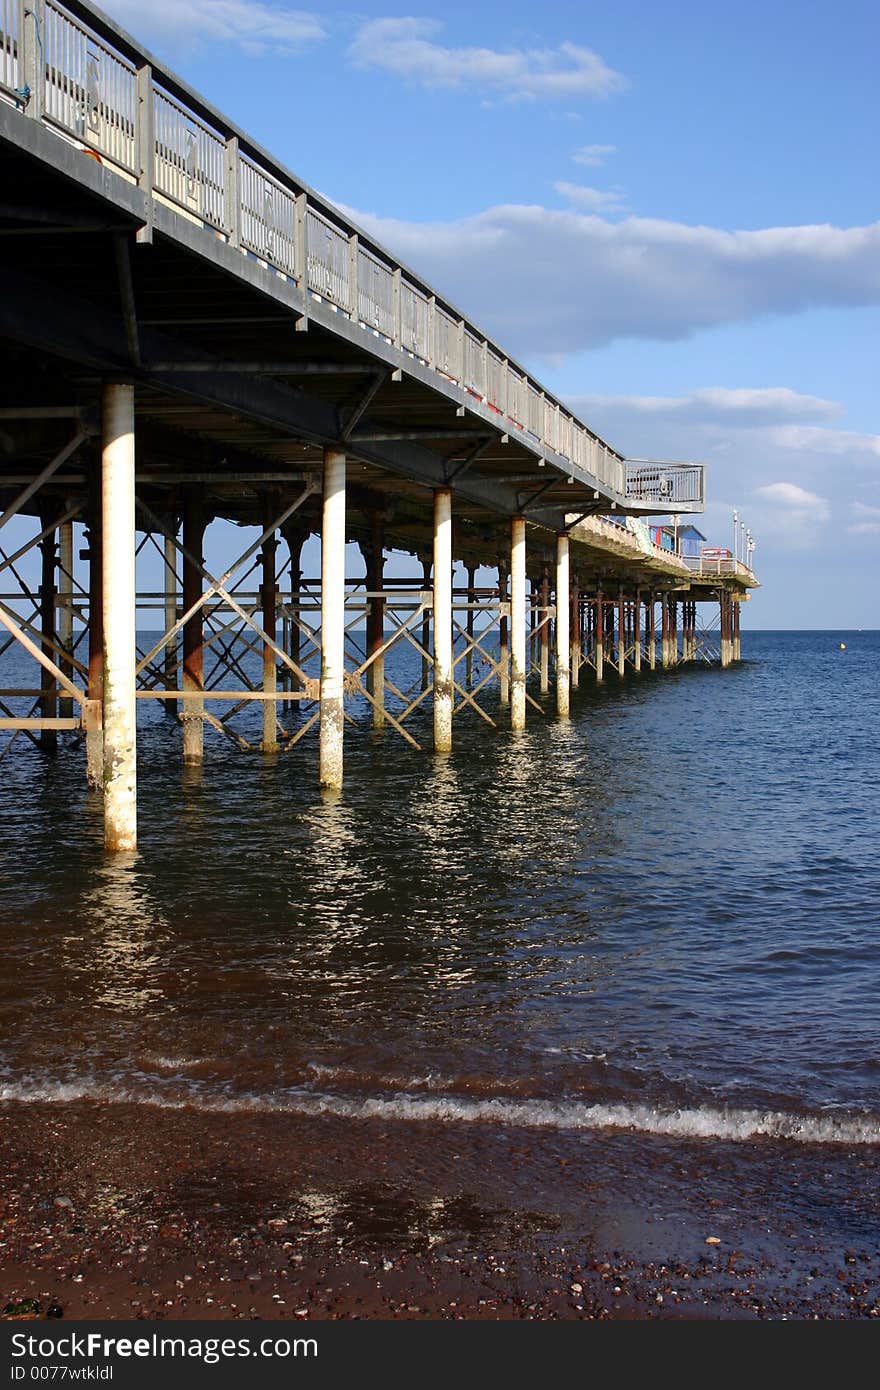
[0,0,21,99]
[624,461,705,507]
[680,553,754,578]
[2,0,706,511]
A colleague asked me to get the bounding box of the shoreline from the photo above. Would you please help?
[2,1101,879,1321]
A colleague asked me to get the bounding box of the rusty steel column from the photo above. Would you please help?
[101,381,137,853]
[510,515,526,731]
[555,532,570,719]
[319,447,346,787]
[634,589,642,673]
[85,499,103,789]
[182,491,205,765]
[163,530,178,717]
[57,518,74,720]
[432,487,453,753]
[38,512,57,752]
[647,595,656,670]
[465,564,476,689]
[661,594,671,669]
[497,558,509,707]
[617,589,626,677]
[364,514,386,729]
[595,591,604,682]
[419,554,431,693]
[570,570,580,691]
[261,504,278,753]
[733,599,741,662]
[539,565,551,695]
[720,590,732,668]
[282,521,308,695]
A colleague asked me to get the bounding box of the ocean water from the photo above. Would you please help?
[1,630,879,1149]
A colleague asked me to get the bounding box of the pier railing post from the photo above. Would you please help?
[510,515,526,731]
[555,533,570,719]
[320,447,346,787]
[432,487,453,753]
[101,382,137,852]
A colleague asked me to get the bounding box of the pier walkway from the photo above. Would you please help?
[0,0,757,849]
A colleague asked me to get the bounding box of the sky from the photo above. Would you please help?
[93,0,879,627]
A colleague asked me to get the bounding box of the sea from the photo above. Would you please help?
[2,628,878,1160]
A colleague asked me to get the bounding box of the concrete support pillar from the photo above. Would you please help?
[555,533,570,719]
[101,381,137,852]
[182,491,205,765]
[647,595,656,670]
[261,506,278,753]
[634,590,642,673]
[617,591,626,677]
[163,531,178,717]
[510,515,526,731]
[465,565,476,688]
[39,514,57,752]
[319,447,346,787]
[86,503,103,789]
[57,519,74,719]
[364,516,386,729]
[539,566,551,695]
[570,572,580,691]
[497,559,509,707]
[432,488,453,753]
[595,592,604,682]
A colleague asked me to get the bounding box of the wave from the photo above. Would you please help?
[1,1076,879,1145]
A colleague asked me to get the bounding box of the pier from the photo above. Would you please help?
[0,0,758,851]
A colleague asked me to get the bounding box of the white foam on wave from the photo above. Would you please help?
[2,1077,879,1145]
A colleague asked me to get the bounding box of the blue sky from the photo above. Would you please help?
[98,0,879,627]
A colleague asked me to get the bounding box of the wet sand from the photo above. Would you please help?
[2,1102,879,1320]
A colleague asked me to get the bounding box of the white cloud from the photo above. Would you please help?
[572,143,617,167]
[342,201,880,355]
[347,19,626,101]
[554,181,626,212]
[755,481,829,511]
[847,502,880,535]
[571,387,842,426]
[752,481,831,545]
[103,0,324,52]
[763,424,880,457]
